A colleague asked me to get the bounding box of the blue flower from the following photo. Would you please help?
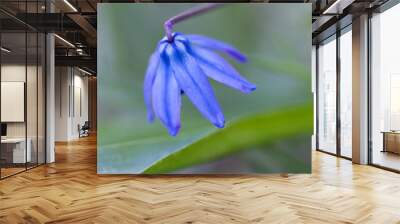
[144,32,256,136]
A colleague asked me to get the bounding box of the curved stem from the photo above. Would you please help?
[164,3,224,42]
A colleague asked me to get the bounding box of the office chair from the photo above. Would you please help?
[79,121,90,138]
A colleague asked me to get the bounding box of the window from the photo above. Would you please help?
[339,27,352,158]
[370,3,400,171]
[317,35,337,154]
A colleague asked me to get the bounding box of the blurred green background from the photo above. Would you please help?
[97,3,312,174]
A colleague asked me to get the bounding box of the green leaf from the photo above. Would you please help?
[144,102,312,174]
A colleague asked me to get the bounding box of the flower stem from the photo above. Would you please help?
[164,3,224,42]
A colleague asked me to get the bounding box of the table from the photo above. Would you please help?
[1,138,31,163]
[382,131,400,154]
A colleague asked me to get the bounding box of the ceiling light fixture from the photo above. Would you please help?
[78,67,93,76]
[1,47,11,53]
[54,34,75,48]
[63,0,78,12]
[323,0,354,15]
[76,48,85,55]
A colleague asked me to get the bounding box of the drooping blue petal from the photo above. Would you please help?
[184,34,247,63]
[152,54,181,136]
[143,51,160,122]
[166,41,225,128]
[189,46,256,93]
[144,33,255,135]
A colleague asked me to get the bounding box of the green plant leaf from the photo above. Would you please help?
[144,102,312,174]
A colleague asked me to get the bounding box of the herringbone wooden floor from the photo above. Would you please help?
[1,135,400,224]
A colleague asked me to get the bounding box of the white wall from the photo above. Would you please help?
[1,65,39,138]
[1,82,25,122]
[55,67,89,141]
[55,67,70,141]
[70,73,89,139]
[1,65,27,141]
[1,63,46,164]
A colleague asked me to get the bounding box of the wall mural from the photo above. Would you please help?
[98,3,312,174]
